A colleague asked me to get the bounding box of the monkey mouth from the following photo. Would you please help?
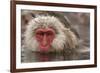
[39,45,50,52]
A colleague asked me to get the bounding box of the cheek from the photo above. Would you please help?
[35,34,43,42]
[47,35,55,43]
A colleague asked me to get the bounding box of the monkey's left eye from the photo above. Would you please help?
[46,32,53,36]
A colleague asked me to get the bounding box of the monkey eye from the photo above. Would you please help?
[36,32,44,36]
[46,32,53,35]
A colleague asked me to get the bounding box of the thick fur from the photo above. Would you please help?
[24,16,78,52]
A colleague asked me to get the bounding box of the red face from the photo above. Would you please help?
[35,28,55,52]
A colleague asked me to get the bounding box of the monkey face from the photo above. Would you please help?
[35,28,55,52]
[24,16,78,52]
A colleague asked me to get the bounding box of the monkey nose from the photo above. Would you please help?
[42,35,47,46]
[42,40,47,46]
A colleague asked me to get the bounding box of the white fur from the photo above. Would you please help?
[24,16,71,51]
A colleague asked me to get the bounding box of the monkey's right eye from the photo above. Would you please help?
[36,32,44,36]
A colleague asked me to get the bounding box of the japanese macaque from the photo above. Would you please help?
[21,11,90,62]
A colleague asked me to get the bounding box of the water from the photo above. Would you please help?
[21,50,90,63]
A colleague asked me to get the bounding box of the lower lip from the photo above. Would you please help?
[40,46,49,52]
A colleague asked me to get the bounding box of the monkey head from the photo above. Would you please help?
[24,16,78,52]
